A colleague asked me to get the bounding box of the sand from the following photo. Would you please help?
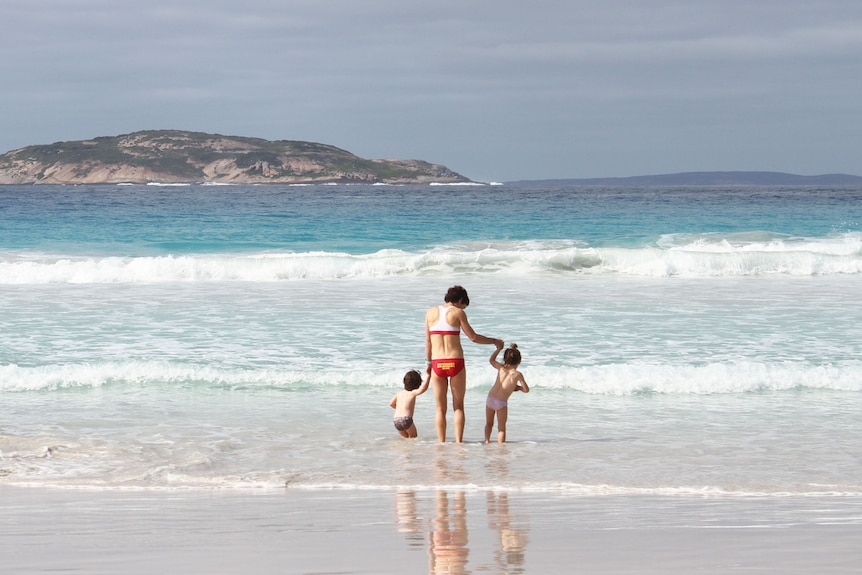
[2,485,860,574]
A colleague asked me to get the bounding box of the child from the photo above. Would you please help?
[390,369,431,438]
[485,343,530,444]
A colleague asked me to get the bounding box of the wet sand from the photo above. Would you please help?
[2,486,860,574]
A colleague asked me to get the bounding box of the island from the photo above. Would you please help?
[0,130,471,185]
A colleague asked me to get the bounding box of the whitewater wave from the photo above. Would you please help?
[2,360,859,394]
[0,234,859,284]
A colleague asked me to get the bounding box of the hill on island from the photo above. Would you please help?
[0,130,470,185]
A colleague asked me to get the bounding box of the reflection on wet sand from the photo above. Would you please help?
[486,491,529,574]
[394,487,530,575]
[429,490,469,574]
[395,490,424,548]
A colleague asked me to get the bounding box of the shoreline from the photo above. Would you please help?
[3,485,861,574]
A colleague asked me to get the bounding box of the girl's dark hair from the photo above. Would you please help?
[444,285,469,306]
[503,343,521,366]
[404,369,422,390]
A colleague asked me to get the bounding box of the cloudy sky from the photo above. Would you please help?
[2,1,860,182]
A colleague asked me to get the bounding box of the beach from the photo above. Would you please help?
[2,183,861,573]
[4,485,861,574]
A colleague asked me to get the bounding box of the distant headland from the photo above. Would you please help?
[0,130,470,185]
[511,171,862,186]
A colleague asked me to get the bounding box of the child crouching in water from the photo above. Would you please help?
[485,343,530,444]
[390,368,431,438]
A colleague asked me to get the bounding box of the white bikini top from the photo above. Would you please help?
[428,305,460,335]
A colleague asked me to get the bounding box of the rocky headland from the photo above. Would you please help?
[0,130,471,185]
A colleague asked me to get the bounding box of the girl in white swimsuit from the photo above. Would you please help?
[484,343,530,444]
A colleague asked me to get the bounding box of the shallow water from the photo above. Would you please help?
[1,184,861,499]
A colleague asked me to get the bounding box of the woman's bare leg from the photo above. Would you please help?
[433,375,448,442]
[450,370,467,443]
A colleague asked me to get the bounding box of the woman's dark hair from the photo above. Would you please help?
[444,285,469,307]
[503,343,521,366]
[404,369,422,390]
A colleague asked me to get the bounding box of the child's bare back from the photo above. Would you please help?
[392,389,421,418]
[488,364,527,402]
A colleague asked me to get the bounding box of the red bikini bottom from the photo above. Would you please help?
[431,358,465,378]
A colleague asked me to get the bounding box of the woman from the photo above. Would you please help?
[425,285,502,442]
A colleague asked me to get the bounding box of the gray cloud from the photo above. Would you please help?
[1,0,860,181]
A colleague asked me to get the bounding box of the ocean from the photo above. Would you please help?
[2,183,862,572]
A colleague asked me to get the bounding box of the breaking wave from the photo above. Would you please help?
[0,233,859,284]
[2,359,859,394]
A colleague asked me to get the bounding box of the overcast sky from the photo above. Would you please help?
[2,1,860,181]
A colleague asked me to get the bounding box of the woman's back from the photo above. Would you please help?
[426,305,464,358]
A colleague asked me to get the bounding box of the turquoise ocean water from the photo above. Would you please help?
[1,183,861,501]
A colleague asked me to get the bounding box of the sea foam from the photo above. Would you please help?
[0,234,858,284]
[3,359,858,394]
